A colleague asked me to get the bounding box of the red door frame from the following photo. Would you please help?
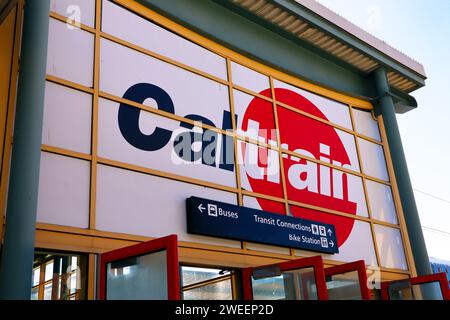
[380,272,450,300]
[99,234,180,300]
[324,260,371,300]
[241,256,329,300]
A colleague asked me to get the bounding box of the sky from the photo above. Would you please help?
[316,0,450,262]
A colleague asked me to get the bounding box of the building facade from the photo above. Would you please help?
[0,0,439,300]
[430,258,450,284]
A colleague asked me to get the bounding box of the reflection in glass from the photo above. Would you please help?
[44,261,54,282]
[374,225,408,270]
[30,251,86,300]
[252,275,287,300]
[182,266,225,287]
[106,250,168,300]
[388,281,444,300]
[366,179,398,224]
[352,108,381,141]
[31,287,39,301]
[252,267,318,300]
[32,268,40,287]
[43,283,52,300]
[181,266,234,300]
[183,279,233,300]
[357,138,389,181]
[326,271,362,300]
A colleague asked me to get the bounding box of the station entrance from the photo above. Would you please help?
[99,235,449,300]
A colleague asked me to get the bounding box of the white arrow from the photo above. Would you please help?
[329,240,334,248]
[198,204,205,213]
[327,229,333,236]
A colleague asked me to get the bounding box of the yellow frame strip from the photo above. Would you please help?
[0,0,23,243]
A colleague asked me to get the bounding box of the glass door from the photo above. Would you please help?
[242,256,328,300]
[380,273,450,300]
[180,266,236,300]
[99,234,180,300]
[324,260,371,300]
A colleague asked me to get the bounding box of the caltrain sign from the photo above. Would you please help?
[117,83,357,248]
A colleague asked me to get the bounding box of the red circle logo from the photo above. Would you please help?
[241,88,357,247]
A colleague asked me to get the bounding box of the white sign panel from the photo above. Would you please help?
[37,152,90,228]
[96,164,240,248]
[101,0,227,80]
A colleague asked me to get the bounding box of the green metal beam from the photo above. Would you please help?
[373,68,433,281]
[390,88,418,114]
[0,0,50,300]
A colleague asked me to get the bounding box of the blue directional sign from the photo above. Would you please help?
[186,196,338,254]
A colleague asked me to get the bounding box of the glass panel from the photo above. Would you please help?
[326,271,362,300]
[273,79,353,130]
[231,62,270,94]
[32,268,40,287]
[47,18,94,87]
[252,275,286,300]
[43,81,92,154]
[358,138,389,181]
[386,280,418,300]
[388,281,443,300]
[277,106,360,173]
[50,0,96,28]
[388,285,415,300]
[106,250,168,300]
[352,108,381,141]
[69,273,78,294]
[252,267,318,300]
[43,283,52,300]
[45,261,54,282]
[366,180,398,224]
[374,225,408,270]
[102,0,227,80]
[411,282,443,300]
[388,280,443,300]
[37,152,90,228]
[237,141,283,198]
[31,287,39,300]
[233,89,277,146]
[284,162,368,218]
[181,266,226,287]
[70,256,78,272]
[32,251,87,300]
[183,279,233,300]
